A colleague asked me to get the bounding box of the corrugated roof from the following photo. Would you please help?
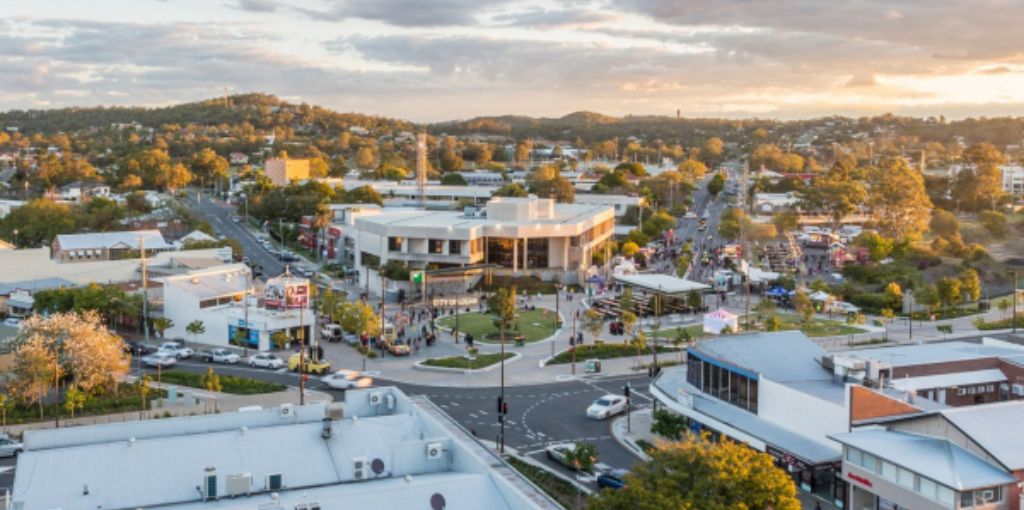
[163,264,251,300]
[831,430,1015,490]
[614,274,711,294]
[940,401,1024,470]
[890,369,1007,393]
[56,230,171,251]
[0,276,75,295]
[838,341,1024,367]
[690,330,829,384]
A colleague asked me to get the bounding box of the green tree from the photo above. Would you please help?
[152,317,173,339]
[930,209,960,238]
[686,289,703,311]
[0,198,75,247]
[853,231,894,262]
[619,287,634,314]
[792,289,814,323]
[650,409,687,440]
[979,210,1008,238]
[487,286,517,342]
[582,308,604,344]
[799,162,866,233]
[63,386,87,419]
[867,157,933,240]
[271,331,290,349]
[717,207,744,240]
[771,210,800,233]
[706,172,726,196]
[494,182,528,197]
[936,277,962,315]
[917,284,941,318]
[589,435,800,510]
[440,173,467,185]
[185,320,206,343]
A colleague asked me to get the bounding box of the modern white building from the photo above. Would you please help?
[350,196,614,293]
[1001,165,1024,195]
[11,388,560,510]
[159,265,313,351]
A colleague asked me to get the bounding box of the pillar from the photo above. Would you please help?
[512,238,518,272]
[522,238,528,271]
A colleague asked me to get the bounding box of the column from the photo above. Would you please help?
[512,238,518,272]
[522,238,528,271]
[562,237,569,269]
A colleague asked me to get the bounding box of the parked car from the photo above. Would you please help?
[2,317,22,329]
[545,443,580,470]
[248,352,284,369]
[596,469,629,490]
[0,435,23,457]
[141,351,178,368]
[294,265,313,277]
[288,353,331,374]
[586,395,628,420]
[379,338,410,356]
[199,348,241,364]
[321,369,365,390]
[158,342,193,359]
[321,323,343,342]
[124,340,152,356]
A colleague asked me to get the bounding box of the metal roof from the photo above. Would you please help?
[831,430,1016,490]
[55,229,172,251]
[162,264,251,300]
[613,274,711,294]
[890,369,1007,393]
[940,401,1024,470]
[838,341,1024,367]
[0,276,75,295]
[690,330,830,384]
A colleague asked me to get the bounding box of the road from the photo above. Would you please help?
[186,192,285,279]
[131,359,652,489]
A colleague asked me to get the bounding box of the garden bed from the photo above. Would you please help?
[506,455,586,510]
[436,309,559,343]
[773,314,867,337]
[547,343,677,365]
[421,352,516,369]
[4,383,168,425]
[159,371,287,395]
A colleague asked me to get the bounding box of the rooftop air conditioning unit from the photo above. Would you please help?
[353,457,367,480]
[266,473,283,491]
[295,504,321,510]
[201,473,218,501]
[369,392,383,406]
[426,442,443,460]
[225,473,252,497]
[279,404,293,417]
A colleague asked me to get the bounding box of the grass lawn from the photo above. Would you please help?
[774,314,867,337]
[649,324,704,341]
[4,383,168,425]
[506,455,586,510]
[548,343,677,365]
[421,352,515,369]
[474,275,561,295]
[437,309,559,343]
[159,371,287,395]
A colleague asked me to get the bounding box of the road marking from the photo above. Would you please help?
[469,413,478,419]
[479,410,488,415]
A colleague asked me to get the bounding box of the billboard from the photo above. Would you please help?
[265,277,309,309]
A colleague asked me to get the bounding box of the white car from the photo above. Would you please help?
[158,342,193,359]
[141,351,178,368]
[0,435,22,457]
[248,352,285,369]
[2,317,22,329]
[321,370,367,390]
[586,395,628,420]
[202,348,241,364]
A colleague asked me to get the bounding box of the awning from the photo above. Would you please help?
[613,274,711,295]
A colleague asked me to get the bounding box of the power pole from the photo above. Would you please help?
[742,160,751,329]
[141,235,150,347]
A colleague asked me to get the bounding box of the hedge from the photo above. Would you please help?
[159,371,286,395]
[547,343,676,365]
[421,352,515,369]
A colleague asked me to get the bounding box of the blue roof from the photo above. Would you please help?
[838,341,1024,368]
[689,330,830,384]
[831,430,1016,490]
[940,401,1024,470]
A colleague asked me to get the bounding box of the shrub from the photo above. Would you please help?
[159,372,286,395]
[547,343,676,364]
[422,352,514,369]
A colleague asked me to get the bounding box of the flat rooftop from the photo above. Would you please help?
[838,341,1024,367]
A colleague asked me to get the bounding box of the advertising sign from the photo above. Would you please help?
[265,277,310,309]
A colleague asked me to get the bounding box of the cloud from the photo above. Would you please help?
[299,0,514,27]
[491,8,619,28]
[233,0,279,12]
[845,74,877,88]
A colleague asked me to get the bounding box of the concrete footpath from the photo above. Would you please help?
[3,383,332,436]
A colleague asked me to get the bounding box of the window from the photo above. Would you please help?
[449,240,461,255]
[387,237,404,252]
[881,461,896,481]
[861,452,879,474]
[845,447,861,465]
[429,239,444,254]
[975,487,1002,505]
[961,491,974,508]
[936,485,954,507]
[917,476,937,500]
[897,467,915,489]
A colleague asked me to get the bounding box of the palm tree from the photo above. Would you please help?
[152,317,173,340]
[311,203,333,262]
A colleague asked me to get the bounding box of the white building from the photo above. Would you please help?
[159,265,313,351]
[1001,165,1024,195]
[52,229,174,263]
[350,196,614,293]
[11,389,560,510]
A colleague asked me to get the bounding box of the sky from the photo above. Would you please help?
[3,0,1024,122]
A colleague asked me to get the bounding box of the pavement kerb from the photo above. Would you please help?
[412,352,523,374]
[609,411,653,462]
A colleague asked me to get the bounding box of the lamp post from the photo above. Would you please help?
[12,229,17,248]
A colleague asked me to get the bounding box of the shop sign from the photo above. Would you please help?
[766,445,809,471]
[432,296,479,308]
[847,472,873,488]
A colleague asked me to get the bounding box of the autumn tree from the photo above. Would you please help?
[700,137,724,168]
[14,312,130,395]
[866,157,933,240]
[10,335,59,418]
[792,289,814,323]
[589,435,800,510]
[930,209,960,238]
[799,161,866,233]
[339,301,381,338]
[189,148,229,189]
[355,147,375,169]
[936,277,962,315]
[676,159,707,184]
[959,268,981,303]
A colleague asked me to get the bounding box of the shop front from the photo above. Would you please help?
[767,445,845,508]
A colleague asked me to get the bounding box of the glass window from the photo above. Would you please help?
[846,447,860,464]
[961,491,974,508]
[387,237,403,252]
[448,240,461,255]
[861,452,878,473]
[702,360,712,392]
[527,238,549,268]
[975,487,1002,505]
[429,239,444,254]
[881,461,896,481]
[710,365,721,397]
[897,467,915,489]
[936,485,954,506]
[918,477,937,499]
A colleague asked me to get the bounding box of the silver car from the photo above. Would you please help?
[141,351,178,368]
[0,435,22,457]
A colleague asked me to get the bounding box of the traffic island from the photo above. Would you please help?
[415,352,521,373]
[543,343,679,366]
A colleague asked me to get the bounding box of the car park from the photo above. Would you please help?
[586,395,628,420]
[596,468,629,490]
[158,341,193,359]
[141,351,178,368]
[321,370,366,390]
[247,352,285,369]
[288,353,332,374]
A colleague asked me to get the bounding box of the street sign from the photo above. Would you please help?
[411,271,424,284]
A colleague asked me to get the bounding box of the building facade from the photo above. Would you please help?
[264,157,310,186]
[52,230,173,262]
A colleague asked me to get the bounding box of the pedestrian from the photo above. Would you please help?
[814,503,821,510]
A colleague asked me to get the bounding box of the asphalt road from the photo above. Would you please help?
[186,192,285,279]
[131,359,653,488]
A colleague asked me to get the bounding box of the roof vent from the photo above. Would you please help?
[321,418,332,440]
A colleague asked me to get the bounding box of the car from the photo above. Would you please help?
[158,341,193,359]
[379,338,410,356]
[321,369,366,390]
[321,323,343,342]
[697,224,707,232]
[124,340,154,356]
[0,435,23,457]
[683,211,697,219]
[141,351,178,368]
[248,352,285,369]
[294,266,313,277]
[199,348,241,364]
[2,317,22,328]
[545,443,581,470]
[288,353,332,374]
[586,395,628,420]
[596,469,629,490]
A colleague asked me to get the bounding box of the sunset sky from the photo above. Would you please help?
[4,0,1024,121]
